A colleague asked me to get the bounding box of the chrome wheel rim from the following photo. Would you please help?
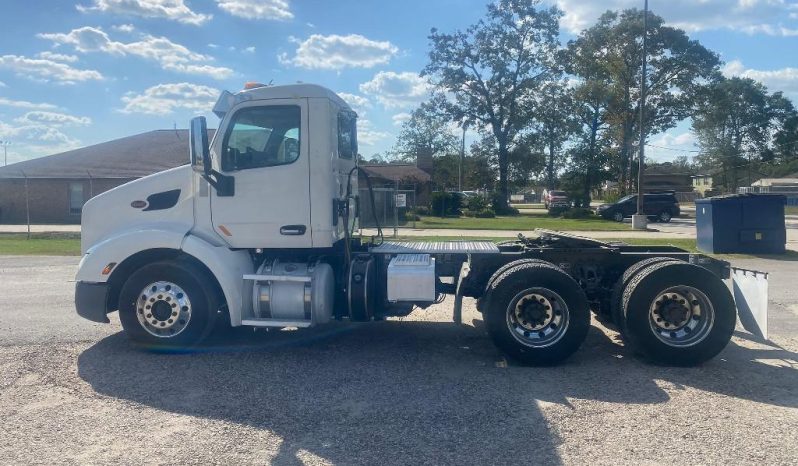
[614,212,623,222]
[660,212,671,222]
[506,287,569,348]
[136,281,192,338]
[648,286,714,347]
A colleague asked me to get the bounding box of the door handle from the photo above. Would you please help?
[280,225,306,235]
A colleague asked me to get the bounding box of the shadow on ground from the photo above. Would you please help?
[77,320,797,465]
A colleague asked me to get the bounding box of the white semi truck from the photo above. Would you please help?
[75,83,758,365]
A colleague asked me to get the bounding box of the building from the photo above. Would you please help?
[0,130,210,224]
[739,175,798,205]
[691,174,714,196]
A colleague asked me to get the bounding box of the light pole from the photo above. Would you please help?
[459,122,468,192]
[0,140,10,166]
[632,0,649,230]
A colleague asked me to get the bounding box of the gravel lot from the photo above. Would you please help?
[1,256,796,465]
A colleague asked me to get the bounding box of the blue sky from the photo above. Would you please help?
[0,0,797,166]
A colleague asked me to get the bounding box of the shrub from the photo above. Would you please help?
[474,208,496,218]
[466,194,490,212]
[602,192,621,204]
[413,206,430,216]
[562,207,594,219]
[430,192,462,216]
[547,205,570,217]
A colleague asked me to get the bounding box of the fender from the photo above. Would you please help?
[180,234,254,326]
[76,225,188,283]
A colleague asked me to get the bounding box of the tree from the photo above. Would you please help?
[693,77,796,191]
[531,80,579,188]
[423,0,561,211]
[392,95,459,163]
[569,9,720,193]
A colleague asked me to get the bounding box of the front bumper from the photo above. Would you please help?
[75,281,110,323]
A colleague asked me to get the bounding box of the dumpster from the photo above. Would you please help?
[696,194,786,254]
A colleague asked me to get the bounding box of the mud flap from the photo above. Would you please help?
[731,267,769,340]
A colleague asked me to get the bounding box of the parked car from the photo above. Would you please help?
[543,189,569,209]
[596,192,681,222]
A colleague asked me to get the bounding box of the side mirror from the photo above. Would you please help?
[189,116,235,197]
[189,116,211,176]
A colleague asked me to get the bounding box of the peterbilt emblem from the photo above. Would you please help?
[130,200,148,209]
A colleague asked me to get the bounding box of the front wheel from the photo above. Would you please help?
[612,211,624,222]
[658,211,672,223]
[118,260,220,349]
[621,261,736,366]
[483,261,590,365]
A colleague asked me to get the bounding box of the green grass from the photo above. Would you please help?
[414,214,629,231]
[786,205,798,215]
[0,233,81,256]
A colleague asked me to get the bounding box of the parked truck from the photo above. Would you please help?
[75,83,759,366]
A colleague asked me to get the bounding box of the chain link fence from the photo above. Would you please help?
[358,187,417,235]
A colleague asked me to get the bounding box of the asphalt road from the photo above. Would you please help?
[1,256,797,465]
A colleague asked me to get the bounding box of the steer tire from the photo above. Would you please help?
[621,261,736,366]
[483,261,590,366]
[610,257,681,332]
[118,260,219,350]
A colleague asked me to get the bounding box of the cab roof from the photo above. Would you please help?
[238,83,350,109]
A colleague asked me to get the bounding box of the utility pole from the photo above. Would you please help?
[1,140,10,166]
[459,122,468,192]
[632,0,649,230]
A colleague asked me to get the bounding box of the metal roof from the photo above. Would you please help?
[359,164,431,183]
[0,129,214,179]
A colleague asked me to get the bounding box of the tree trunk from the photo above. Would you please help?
[497,139,510,212]
[547,137,555,189]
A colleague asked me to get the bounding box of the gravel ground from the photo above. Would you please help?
[0,256,796,465]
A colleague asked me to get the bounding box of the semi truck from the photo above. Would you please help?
[75,83,756,366]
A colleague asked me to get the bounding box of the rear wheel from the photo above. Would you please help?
[622,261,735,366]
[118,260,219,349]
[483,261,590,365]
[610,257,681,332]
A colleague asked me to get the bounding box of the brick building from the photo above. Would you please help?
[0,129,213,224]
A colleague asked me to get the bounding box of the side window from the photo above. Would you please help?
[69,182,84,215]
[338,111,357,159]
[222,105,301,171]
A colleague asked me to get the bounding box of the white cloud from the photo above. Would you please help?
[77,0,210,25]
[15,111,91,127]
[0,55,103,84]
[722,59,798,98]
[279,34,398,70]
[359,71,430,109]
[38,26,233,79]
[337,92,371,115]
[36,51,79,63]
[242,46,256,53]
[0,81,5,88]
[392,112,411,126]
[0,98,59,110]
[555,0,798,37]
[357,119,391,146]
[112,23,136,33]
[216,0,293,21]
[120,82,219,115]
[0,120,82,161]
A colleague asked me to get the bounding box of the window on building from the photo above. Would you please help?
[221,105,301,171]
[69,182,84,215]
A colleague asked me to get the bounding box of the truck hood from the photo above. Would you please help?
[80,165,195,254]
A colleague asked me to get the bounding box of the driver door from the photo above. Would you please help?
[211,99,311,248]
